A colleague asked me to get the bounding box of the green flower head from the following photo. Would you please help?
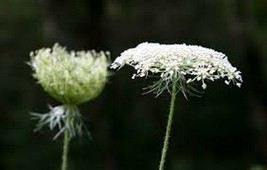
[29,43,109,105]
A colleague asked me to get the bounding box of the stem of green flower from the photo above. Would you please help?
[61,107,71,170]
[159,82,177,170]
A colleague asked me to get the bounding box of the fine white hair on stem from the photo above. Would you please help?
[111,42,242,97]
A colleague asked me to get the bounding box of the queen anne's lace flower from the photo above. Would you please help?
[111,42,242,96]
[29,43,109,139]
[29,43,109,105]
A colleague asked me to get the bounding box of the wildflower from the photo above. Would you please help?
[111,42,242,170]
[29,43,109,139]
[111,42,242,96]
[29,43,110,170]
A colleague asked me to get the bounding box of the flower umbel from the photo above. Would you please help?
[111,42,242,96]
[30,43,109,105]
[29,43,109,139]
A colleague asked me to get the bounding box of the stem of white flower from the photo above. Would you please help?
[61,106,71,170]
[159,82,177,170]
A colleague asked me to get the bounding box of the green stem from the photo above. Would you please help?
[61,107,71,170]
[159,82,177,170]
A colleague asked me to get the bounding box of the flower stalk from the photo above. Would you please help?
[62,118,70,170]
[62,128,70,170]
[159,80,177,170]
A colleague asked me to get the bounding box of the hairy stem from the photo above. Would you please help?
[159,82,177,170]
[61,106,71,170]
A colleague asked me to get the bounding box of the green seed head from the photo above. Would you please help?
[29,43,109,105]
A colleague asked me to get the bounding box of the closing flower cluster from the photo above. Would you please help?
[29,43,109,105]
[111,42,242,95]
[29,43,109,139]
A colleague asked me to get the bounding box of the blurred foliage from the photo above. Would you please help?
[0,0,267,170]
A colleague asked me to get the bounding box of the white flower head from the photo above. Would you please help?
[29,43,110,105]
[111,42,242,97]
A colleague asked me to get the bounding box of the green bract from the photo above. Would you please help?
[29,43,109,105]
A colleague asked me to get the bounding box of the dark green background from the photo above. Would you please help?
[0,0,267,170]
